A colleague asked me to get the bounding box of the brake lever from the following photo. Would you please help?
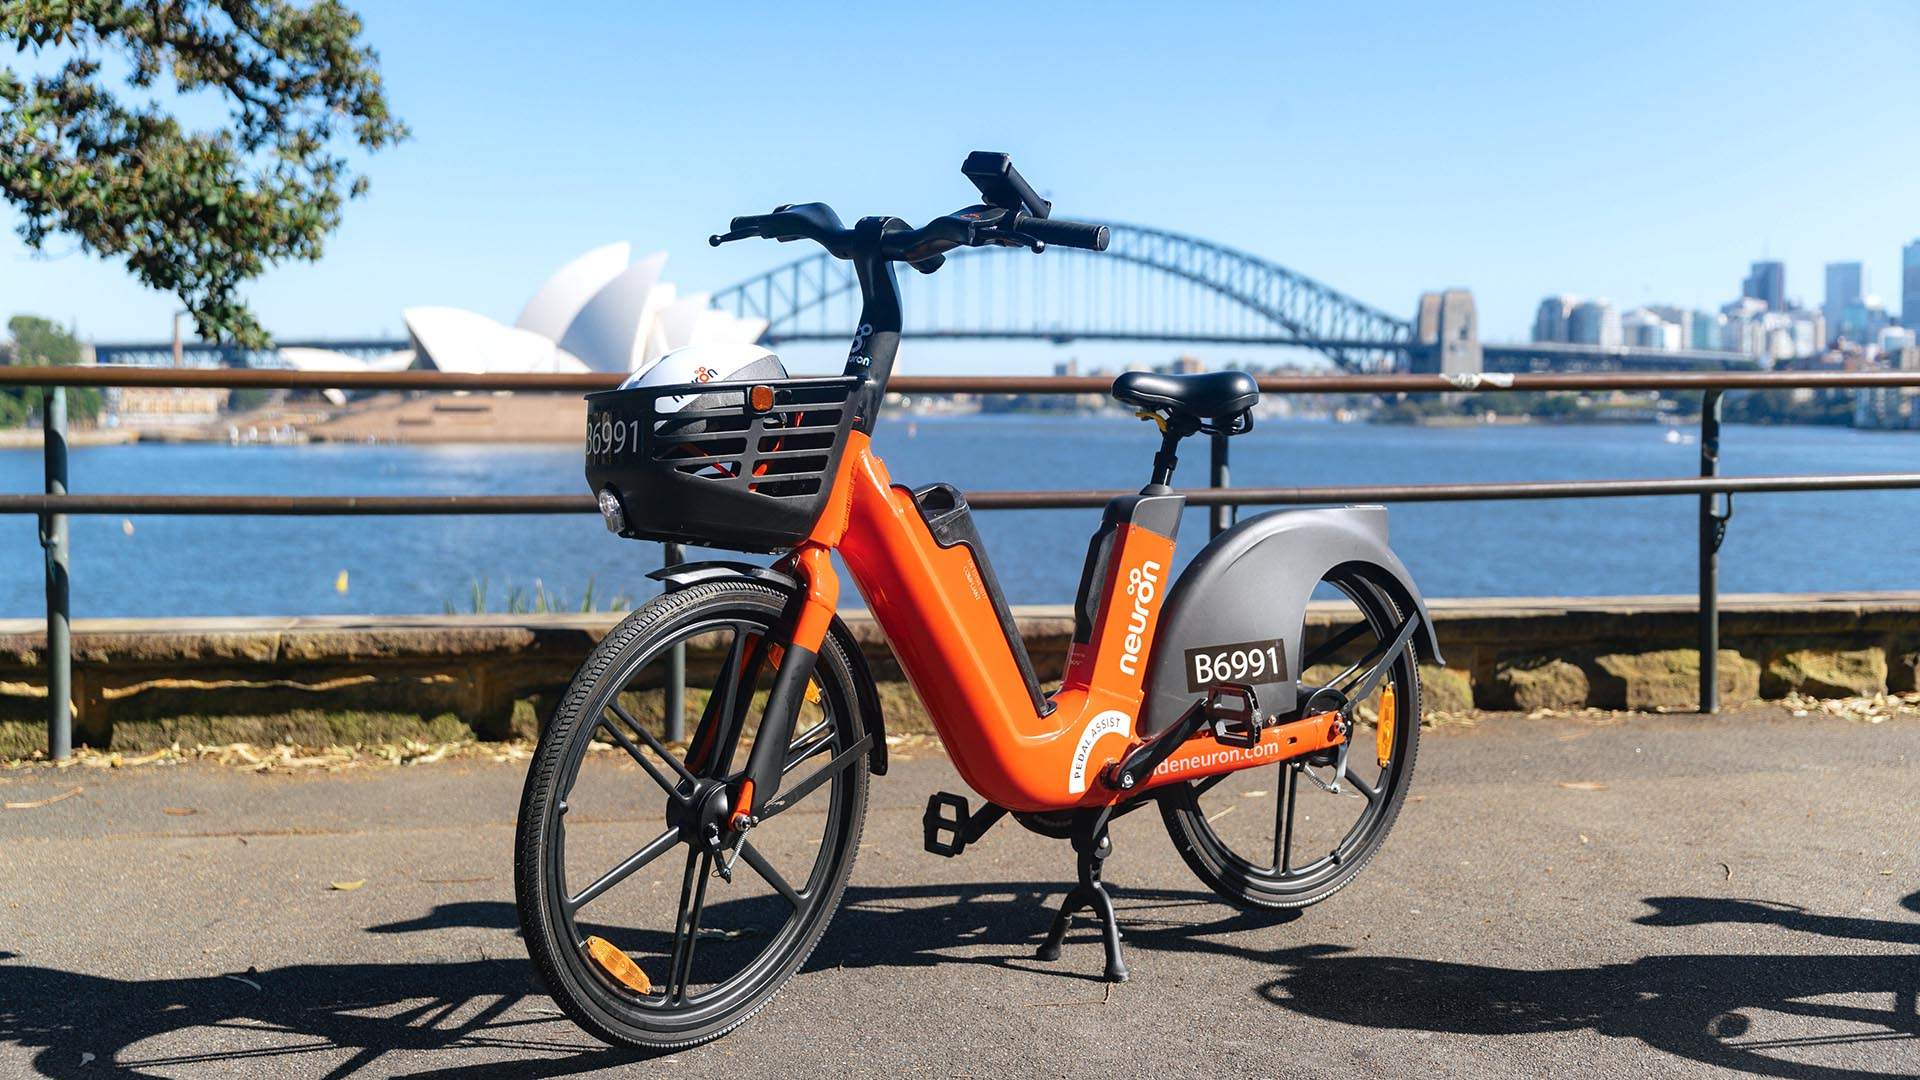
[975,227,1045,253]
[708,229,753,247]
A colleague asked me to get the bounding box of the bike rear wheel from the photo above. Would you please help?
[515,579,870,1049]
[1159,566,1420,909]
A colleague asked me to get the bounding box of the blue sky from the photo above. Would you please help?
[4,1,1918,372]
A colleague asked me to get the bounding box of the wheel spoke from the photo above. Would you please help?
[1321,613,1417,703]
[783,719,834,772]
[758,736,870,819]
[663,847,714,1003]
[1343,764,1380,804]
[568,828,680,912]
[609,700,697,786]
[692,626,770,779]
[1191,772,1231,799]
[702,627,752,728]
[737,840,803,906]
[1273,763,1298,873]
[1302,619,1372,669]
[596,714,681,798]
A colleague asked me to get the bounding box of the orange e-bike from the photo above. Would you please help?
[515,152,1442,1049]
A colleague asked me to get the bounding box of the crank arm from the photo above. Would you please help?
[1104,698,1212,793]
[1105,684,1260,792]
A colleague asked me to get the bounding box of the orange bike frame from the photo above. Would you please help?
[781,431,1342,814]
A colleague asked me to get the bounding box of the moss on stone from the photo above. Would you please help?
[1591,649,1758,710]
[1487,656,1589,711]
[1420,664,1473,713]
[0,719,43,758]
[1763,647,1887,699]
[103,709,479,751]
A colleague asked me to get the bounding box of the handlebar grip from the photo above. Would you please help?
[1020,216,1110,252]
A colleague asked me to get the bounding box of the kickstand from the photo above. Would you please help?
[1034,808,1128,983]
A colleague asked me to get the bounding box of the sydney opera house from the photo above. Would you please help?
[283,243,768,378]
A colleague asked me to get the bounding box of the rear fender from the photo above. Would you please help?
[647,559,888,775]
[1141,506,1441,736]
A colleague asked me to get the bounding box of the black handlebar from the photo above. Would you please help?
[704,154,1106,432]
[1015,215,1110,252]
[709,152,1108,265]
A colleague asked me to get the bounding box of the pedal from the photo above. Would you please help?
[923,792,972,857]
[1206,682,1263,748]
[922,791,1005,858]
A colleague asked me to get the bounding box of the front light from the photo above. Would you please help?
[596,487,626,534]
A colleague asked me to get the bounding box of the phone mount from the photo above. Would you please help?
[961,151,1051,218]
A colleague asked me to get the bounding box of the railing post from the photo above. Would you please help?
[663,541,686,742]
[39,387,71,759]
[1208,431,1232,537]
[1698,390,1723,715]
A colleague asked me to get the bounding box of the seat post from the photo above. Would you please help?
[1149,425,1187,488]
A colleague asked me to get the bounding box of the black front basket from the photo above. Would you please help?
[584,375,861,552]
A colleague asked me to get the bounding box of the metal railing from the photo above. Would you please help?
[4,365,1917,758]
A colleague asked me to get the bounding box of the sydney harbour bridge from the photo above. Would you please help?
[92,223,1753,373]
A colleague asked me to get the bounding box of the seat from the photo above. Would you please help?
[1110,370,1260,427]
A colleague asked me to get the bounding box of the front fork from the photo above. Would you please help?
[731,546,839,829]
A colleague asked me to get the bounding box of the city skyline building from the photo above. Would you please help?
[1781,309,1822,359]
[1744,260,1787,312]
[1720,297,1768,357]
[1531,295,1575,343]
[1567,299,1620,348]
[1622,307,1681,350]
[1825,261,1863,343]
[1904,239,1920,328]
[1690,309,1723,350]
[1836,294,1890,345]
[1523,251,1898,362]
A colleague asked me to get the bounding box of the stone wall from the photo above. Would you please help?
[2,592,1916,754]
[1417,593,1918,712]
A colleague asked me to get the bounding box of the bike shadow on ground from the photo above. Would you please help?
[0,880,1280,1078]
[0,956,628,1080]
[1256,891,1920,1080]
[0,881,1165,1079]
[352,880,1299,980]
[3,887,1915,1078]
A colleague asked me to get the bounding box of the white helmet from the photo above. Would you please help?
[619,342,787,416]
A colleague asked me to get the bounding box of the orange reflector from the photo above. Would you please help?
[1376,683,1397,767]
[584,936,652,994]
[749,384,776,412]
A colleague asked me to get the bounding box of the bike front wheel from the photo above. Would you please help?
[515,579,870,1050]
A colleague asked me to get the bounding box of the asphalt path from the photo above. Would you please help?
[3,707,1918,1079]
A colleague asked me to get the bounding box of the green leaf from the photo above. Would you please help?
[0,1,406,345]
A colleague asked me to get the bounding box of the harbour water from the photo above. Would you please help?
[0,415,1912,619]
